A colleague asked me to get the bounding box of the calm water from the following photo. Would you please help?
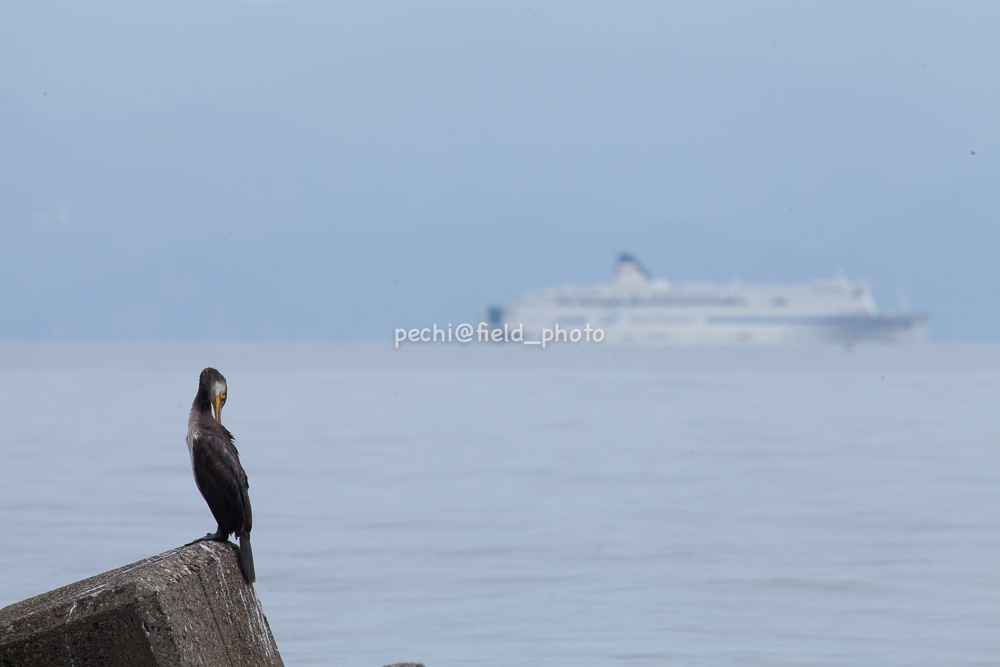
[1,343,998,666]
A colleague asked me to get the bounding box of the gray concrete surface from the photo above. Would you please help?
[0,541,283,666]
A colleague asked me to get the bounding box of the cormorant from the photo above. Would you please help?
[185,367,255,583]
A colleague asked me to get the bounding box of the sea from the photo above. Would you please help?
[0,342,997,666]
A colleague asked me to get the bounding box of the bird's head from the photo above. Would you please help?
[199,367,228,425]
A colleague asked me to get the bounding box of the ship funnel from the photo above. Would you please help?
[614,253,650,284]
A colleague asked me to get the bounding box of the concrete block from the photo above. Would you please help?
[0,541,283,667]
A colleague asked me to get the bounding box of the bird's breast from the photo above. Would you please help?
[185,426,198,473]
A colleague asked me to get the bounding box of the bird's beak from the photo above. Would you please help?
[212,395,224,424]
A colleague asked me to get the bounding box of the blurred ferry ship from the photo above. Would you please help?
[486,254,928,344]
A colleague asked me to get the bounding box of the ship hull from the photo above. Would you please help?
[503,310,926,345]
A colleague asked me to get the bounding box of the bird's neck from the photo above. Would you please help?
[192,387,213,416]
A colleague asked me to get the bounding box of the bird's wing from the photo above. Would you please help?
[191,429,247,533]
[221,425,249,490]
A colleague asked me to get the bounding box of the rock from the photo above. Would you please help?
[0,541,283,666]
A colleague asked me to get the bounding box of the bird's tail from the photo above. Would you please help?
[238,534,256,584]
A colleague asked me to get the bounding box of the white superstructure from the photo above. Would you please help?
[486,254,927,344]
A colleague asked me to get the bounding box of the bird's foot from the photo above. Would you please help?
[185,530,230,546]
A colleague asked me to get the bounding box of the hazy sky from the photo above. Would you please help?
[2,1,997,341]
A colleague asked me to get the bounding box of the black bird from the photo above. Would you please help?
[186,367,255,583]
